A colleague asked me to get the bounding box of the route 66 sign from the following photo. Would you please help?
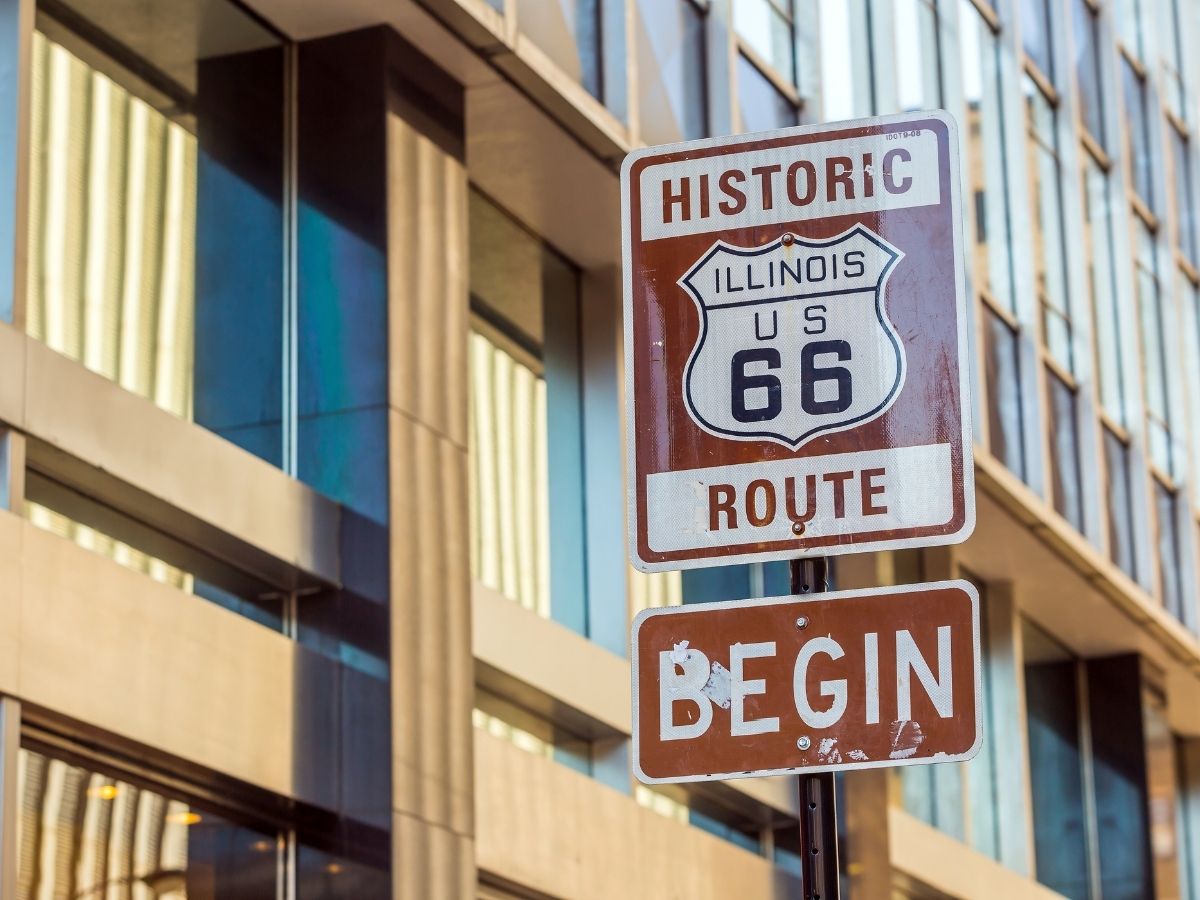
[622,112,974,571]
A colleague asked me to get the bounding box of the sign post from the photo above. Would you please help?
[621,111,977,900]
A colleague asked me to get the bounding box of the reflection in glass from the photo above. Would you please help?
[1143,692,1184,897]
[1019,0,1054,80]
[296,844,390,899]
[1162,0,1186,122]
[1136,222,1173,476]
[984,310,1025,480]
[1123,57,1154,210]
[473,690,592,775]
[1084,157,1125,425]
[469,190,586,629]
[636,0,708,145]
[518,0,603,100]
[23,471,285,630]
[1172,128,1196,264]
[1023,623,1091,900]
[734,0,795,85]
[1046,370,1083,532]
[894,0,941,112]
[737,53,798,133]
[16,748,278,899]
[1071,0,1104,145]
[1103,428,1137,579]
[818,0,859,121]
[1025,77,1074,374]
[1185,282,1200,480]
[960,3,1015,313]
[1156,481,1184,620]
[26,3,287,468]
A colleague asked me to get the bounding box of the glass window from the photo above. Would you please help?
[1084,157,1127,425]
[893,0,941,112]
[984,309,1026,479]
[1122,57,1155,210]
[1024,622,1091,899]
[734,0,795,85]
[636,0,708,145]
[1171,127,1197,264]
[1020,0,1055,80]
[1103,427,1137,579]
[1047,370,1084,531]
[296,845,390,899]
[1161,0,1187,123]
[469,190,587,632]
[1072,0,1105,145]
[818,0,861,121]
[474,689,593,775]
[519,0,604,100]
[23,470,286,630]
[1155,480,1184,620]
[16,748,279,899]
[1025,77,1074,373]
[1116,0,1145,61]
[1143,692,1185,896]
[26,3,287,468]
[736,53,798,132]
[1185,279,1200,485]
[961,2,1015,314]
[1136,222,1173,475]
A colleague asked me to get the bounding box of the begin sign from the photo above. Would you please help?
[632,581,981,784]
[622,111,974,571]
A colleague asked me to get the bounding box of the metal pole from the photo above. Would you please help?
[790,557,839,900]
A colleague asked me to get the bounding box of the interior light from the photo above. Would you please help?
[166,811,202,826]
[87,784,120,801]
[324,863,343,875]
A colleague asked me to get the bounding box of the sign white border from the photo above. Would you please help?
[630,579,983,785]
[621,111,976,572]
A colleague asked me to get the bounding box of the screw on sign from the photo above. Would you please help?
[621,111,974,570]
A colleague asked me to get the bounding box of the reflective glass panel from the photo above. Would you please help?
[1023,623,1091,899]
[1020,0,1054,80]
[894,0,941,112]
[1160,0,1186,122]
[1116,0,1145,60]
[818,0,860,120]
[296,845,390,899]
[1143,693,1185,896]
[1072,0,1105,145]
[27,2,287,467]
[636,0,708,145]
[1025,78,1073,373]
[734,0,795,85]
[1103,427,1137,579]
[984,310,1025,480]
[16,748,278,899]
[1155,480,1184,620]
[1172,128,1197,264]
[1084,157,1126,425]
[1136,222,1173,475]
[469,190,587,632]
[960,2,1015,313]
[1047,370,1083,532]
[519,0,602,100]
[1123,57,1154,210]
[1186,280,1200,483]
[737,52,798,132]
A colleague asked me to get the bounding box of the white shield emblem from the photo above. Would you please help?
[680,225,906,448]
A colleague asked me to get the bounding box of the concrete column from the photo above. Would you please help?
[0,0,32,326]
[0,696,19,900]
[385,41,475,900]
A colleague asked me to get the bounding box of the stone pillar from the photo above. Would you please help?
[385,37,475,900]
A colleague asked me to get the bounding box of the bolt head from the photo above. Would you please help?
[796,616,809,629]
[791,519,806,535]
[797,736,811,751]
[781,232,795,246]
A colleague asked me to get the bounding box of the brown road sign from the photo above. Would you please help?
[632,581,981,784]
[622,112,974,571]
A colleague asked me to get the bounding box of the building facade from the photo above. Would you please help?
[0,0,1198,897]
